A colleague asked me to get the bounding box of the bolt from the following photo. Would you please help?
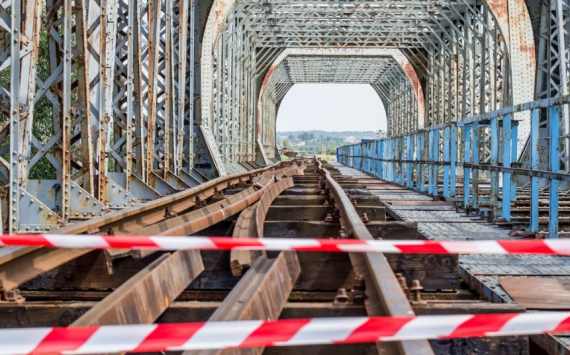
[352,199,358,207]
[333,288,350,305]
[164,206,175,219]
[410,279,425,303]
[324,213,333,223]
[361,213,369,223]
[107,227,115,236]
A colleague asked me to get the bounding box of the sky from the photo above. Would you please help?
[276,84,387,132]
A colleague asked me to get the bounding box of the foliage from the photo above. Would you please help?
[28,28,57,180]
[277,130,378,157]
[282,139,294,150]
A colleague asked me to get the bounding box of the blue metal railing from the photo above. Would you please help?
[338,95,570,238]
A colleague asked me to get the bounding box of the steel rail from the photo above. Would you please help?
[316,159,434,355]
[183,251,301,355]
[66,166,302,344]
[0,162,295,295]
[71,250,204,326]
[231,175,296,275]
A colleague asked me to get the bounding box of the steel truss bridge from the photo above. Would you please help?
[2,0,570,354]
[0,0,543,233]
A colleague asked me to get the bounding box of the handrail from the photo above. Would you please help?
[339,94,570,149]
[337,93,570,237]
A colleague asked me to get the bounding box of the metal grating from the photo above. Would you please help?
[418,223,512,241]
[389,205,456,211]
[371,193,433,201]
[394,210,480,222]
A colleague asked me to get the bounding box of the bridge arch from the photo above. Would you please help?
[199,0,535,175]
[256,49,424,159]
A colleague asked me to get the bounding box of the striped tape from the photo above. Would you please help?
[0,234,569,255]
[3,313,570,355]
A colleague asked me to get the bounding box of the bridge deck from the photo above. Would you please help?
[332,161,570,354]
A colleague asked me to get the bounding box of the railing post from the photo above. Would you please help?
[391,138,398,183]
[450,124,457,196]
[415,133,422,189]
[549,105,560,238]
[464,123,471,208]
[377,141,385,179]
[472,122,479,209]
[432,128,440,195]
[406,135,413,188]
[421,131,428,192]
[490,115,499,213]
[502,113,512,221]
[443,126,450,197]
[399,137,405,185]
[511,123,518,202]
[530,108,540,232]
[428,130,434,194]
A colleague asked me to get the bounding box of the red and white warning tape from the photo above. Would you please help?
[1,234,570,255]
[3,313,570,355]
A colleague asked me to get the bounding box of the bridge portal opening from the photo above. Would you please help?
[276,84,387,158]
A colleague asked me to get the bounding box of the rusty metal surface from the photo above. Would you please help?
[135,177,275,238]
[231,205,258,275]
[55,161,290,235]
[0,163,292,292]
[72,250,204,325]
[183,251,301,355]
[500,278,570,310]
[318,160,434,355]
[0,248,89,293]
[231,173,297,275]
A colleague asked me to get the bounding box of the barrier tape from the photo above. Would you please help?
[0,234,570,255]
[3,313,570,355]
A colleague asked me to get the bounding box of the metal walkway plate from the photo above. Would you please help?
[370,193,433,201]
[460,254,570,304]
[418,223,511,241]
[389,205,456,211]
[394,210,480,222]
[500,278,570,310]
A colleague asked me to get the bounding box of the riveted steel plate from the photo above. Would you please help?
[394,210,480,222]
[499,278,570,309]
[418,223,511,240]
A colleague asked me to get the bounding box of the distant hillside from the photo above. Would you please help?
[277,130,384,156]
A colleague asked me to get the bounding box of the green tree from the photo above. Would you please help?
[282,139,294,150]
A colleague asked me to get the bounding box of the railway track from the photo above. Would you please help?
[0,158,531,355]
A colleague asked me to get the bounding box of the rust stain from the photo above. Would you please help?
[486,0,509,23]
[397,57,425,124]
[214,0,230,28]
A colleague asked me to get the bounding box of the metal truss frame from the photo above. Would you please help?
[200,0,535,177]
[0,0,542,232]
[255,48,425,160]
